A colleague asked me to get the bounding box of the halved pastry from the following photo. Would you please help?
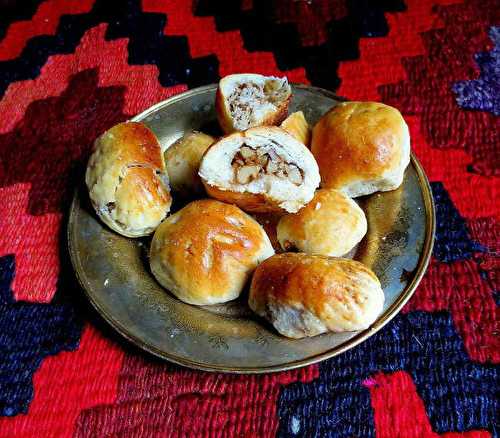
[86,122,171,237]
[280,111,311,146]
[199,126,320,213]
[216,73,292,134]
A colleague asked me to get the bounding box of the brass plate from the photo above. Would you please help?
[68,84,435,373]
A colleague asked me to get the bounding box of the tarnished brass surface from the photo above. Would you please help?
[68,84,435,373]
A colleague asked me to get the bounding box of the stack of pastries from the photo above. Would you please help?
[85,73,410,339]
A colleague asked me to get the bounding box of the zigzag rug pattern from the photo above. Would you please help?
[0,0,218,97]
[194,0,407,90]
[379,0,500,176]
[0,24,185,303]
[0,0,45,41]
[0,0,498,436]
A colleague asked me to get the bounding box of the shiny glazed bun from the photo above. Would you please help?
[280,111,311,146]
[85,122,171,237]
[216,73,291,134]
[311,102,410,197]
[150,199,274,305]
[277,189,367,256]
[199,126,320,213]
[164,131,215,197]
[249,253,384,338]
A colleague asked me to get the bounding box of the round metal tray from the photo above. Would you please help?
[68,84,435,373]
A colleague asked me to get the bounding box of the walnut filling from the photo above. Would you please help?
[227,79,289,130]
[228,83,265,129]
[231,145,304,186]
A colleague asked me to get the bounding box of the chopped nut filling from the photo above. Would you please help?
[231,145,304,186]
[228,83,265,128]
[227,79,289,129]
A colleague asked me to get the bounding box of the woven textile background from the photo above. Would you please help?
[0,0,498,436]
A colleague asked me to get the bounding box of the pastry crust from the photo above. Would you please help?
[199,126,320,213]
[249,253,384,338]
[150,199,274,305]
[164,131,215,197]
[311,102,410,197]
[277,189,367,256]
[85,122,171,237]
[280,111,311,146]
[216,73,291,134]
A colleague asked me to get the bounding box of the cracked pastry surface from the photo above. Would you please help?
[216,73,291,133]
[249,253,384,338]
[149,199,274,305]
[311,101,410,198]
[277,189,367,257]
[199,126,320,213]
[85,122,171,237]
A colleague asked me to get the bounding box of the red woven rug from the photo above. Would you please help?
[0,0,498,436]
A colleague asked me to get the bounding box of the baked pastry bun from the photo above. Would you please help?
[86,122,171,237]
[277,189,367,256]
[280,111,311,146]
[150,199,274,305]
[311,102,410,197]
[216,73,291,134]
[164,131,215,197]
[249,253,384,338]
[199,126,320,213]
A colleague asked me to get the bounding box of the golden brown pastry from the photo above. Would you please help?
[199,126,320,213]
[150,199,274,305]
[249,253,384,338]
[277,189,367,256]
[85,122,171,237]
[216,73,291,134]
[164,131,215,197]
[311,102,410,197]
[280,111,311,146]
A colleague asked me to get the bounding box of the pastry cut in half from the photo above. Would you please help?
[199,126,320,213]
[216,73,292,134]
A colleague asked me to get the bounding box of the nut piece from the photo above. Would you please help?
[257,153,269,166]
[240,145,256,160]
[287,165,303,185]
[237,165,260,184]
[266,160,278,173]
[231,144,304,186]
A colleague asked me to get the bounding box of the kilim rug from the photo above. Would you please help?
[0,0,498,436]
